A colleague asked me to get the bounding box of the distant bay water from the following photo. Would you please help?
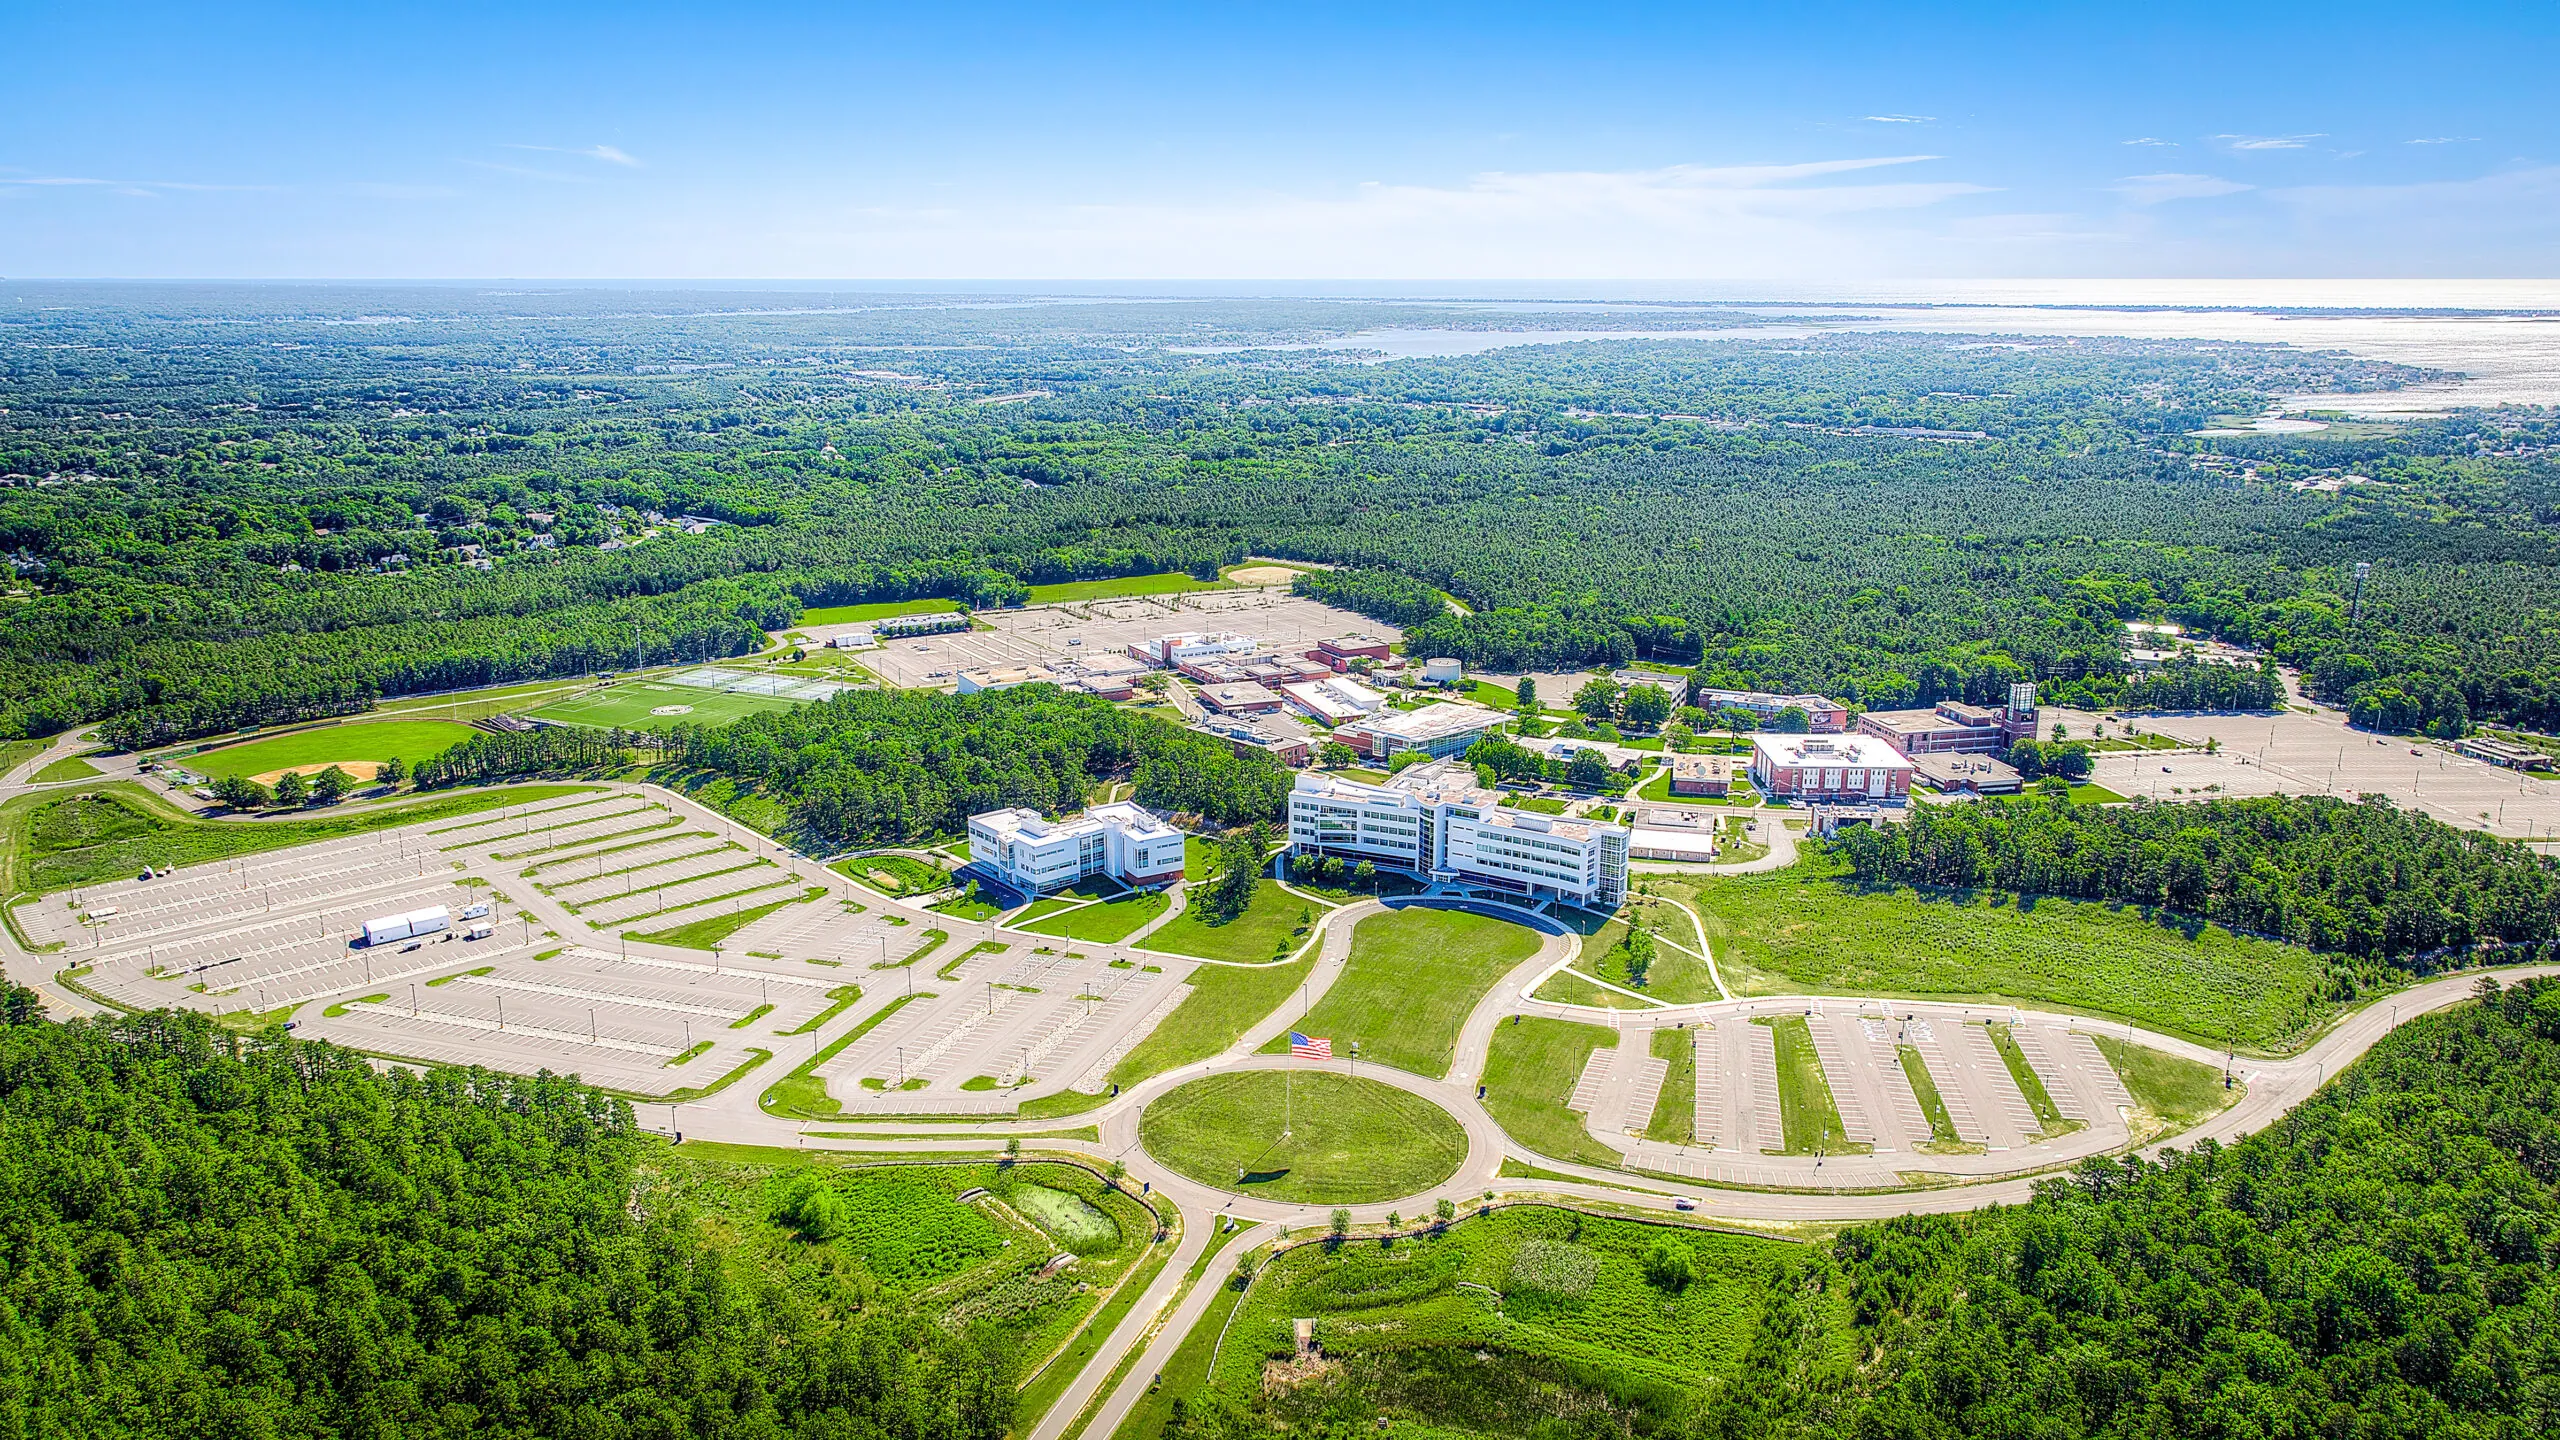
[1166,279,2560,413]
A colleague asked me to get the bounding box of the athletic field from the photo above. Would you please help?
[524,680,801,731]
[182,719,481,782]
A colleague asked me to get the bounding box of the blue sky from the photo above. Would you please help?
[4,1,2555,279]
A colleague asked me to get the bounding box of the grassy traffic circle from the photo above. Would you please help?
[1138,1070,1468,1204]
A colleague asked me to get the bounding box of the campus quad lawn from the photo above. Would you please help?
[793,597,968,625]
[1019,889,1168,943]
[180,719,480,780]
[1138,1070,1466,1204]
[1022,571,1230,603]
[1206,1205,1797,1408]
[1140,879,1320,963]
[1480,1015,1621,1167]
[1261,907,1545,1079]
[1662,853,2330,1052]
[525,681,801,732]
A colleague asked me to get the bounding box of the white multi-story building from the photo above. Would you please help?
[966,802,1187,895]
[1129,631,1259,667]
[1280,676,1386,725]
[1286,769,1628,909]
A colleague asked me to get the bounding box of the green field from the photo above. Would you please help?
[1897,1045,1972,1152]
[180,719,481,780]
[1206,1206,1804,1418]
[2092,1033,2239,1131]
[31,756,101,783]
[831,853,951,897]
[526,681,802,732]
[1662,855,2331,1052]
[1644,1025,1696,1145]
[642,1146,1156,1395]
[1259,906,1545,1079]
[1140,879,1322,963]
[1758,1016,1868,1155]
[1532,966,1656,1010]
[2,782,596,901]
[1023,571,1229,603]
[1481,1015,1621,1167]
[1019,889,1168,943]
[1138,1071,1467,1204]
[794,597,968,625]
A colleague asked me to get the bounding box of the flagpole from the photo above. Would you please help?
[1286,1065,1293,1139]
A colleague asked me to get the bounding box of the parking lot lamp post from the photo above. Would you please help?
[496,995,505,1032]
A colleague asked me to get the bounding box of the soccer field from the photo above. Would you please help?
[525,681,802,732]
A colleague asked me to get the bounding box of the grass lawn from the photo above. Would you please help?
[31,756,100,783]
[2092,1033,2239,1131]
[1457,678,1519,708]
[1580,896,1718,1004]
[3,781,594,899]
[1661,854,2331,1053]
[180,719,481,781]
[1895,1045,1977,1154]
[1481,1015,1621,1168]
[759,992,930,1119]
[1138,1071,1466,1204]
[0,739,50,781]
[795,597,968,625]
[1019,889,1168,943]
[1757,1016,1868,1156]
[1501,794,1572,815]
[928,891,1005,921]
[1025,571,1229,603]
[1532,967,1657,1010]
[1259,907,1544,1079]
[1206,1205,1800,1411]
[526,681,801,732]
[624,887,824,950]
[1141,879,1321,963]
[2067,781,2131,804]
[1643,1025,1696,1144]
[1011,896,1075,924]
[1101,951,1317,1090]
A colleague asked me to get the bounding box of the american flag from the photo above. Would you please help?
[1289,1031,1333,1060]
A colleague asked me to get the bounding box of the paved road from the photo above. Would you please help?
[10,767,2551,1440]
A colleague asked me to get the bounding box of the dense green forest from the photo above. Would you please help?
[1170,977,2560,1439]
[0,1002,1012,1439]
[4,286,2557,747]
[1834,792,2560,966]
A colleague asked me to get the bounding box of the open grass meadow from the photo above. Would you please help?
[1141,879,1322,963]
[794,597,969,625]
[31,755,101,783]
[1207,1205,1814,1423]
[2,781,597,900]
[1023,571,1229,603]
[1138,1071,1467,1204]
[1262,906,1545,1079]
[1018,889,1168,944]
[1481,1015,1621,1168]
[179,719,481,781]
[1662,854,2332,1053]
[527,680,803,732]
[639,1145,1156,1399]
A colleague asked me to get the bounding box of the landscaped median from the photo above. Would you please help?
[760,992,933,1119]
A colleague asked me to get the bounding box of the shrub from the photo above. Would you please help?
[1642,1237,1696,1292]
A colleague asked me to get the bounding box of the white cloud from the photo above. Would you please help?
[2111,173,2253,205]
[714,156,1994,279]
[501,143,643,168]
[1865,114,1934,124]
[0,172,268,194]
[2217,133,2325,151]
[2405,136,2478,145]
[2121,137,2175,147]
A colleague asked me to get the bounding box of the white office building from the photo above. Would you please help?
[1130,631,1259,666]
[966,801,1187,895]
[1286,769,1628,909]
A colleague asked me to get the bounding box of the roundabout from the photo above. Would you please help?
[1138,1069,1469,1205]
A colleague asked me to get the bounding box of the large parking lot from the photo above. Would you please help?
[2056,702,2560,842]
[28,783,1210,1107]
[860,592,1398,690]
